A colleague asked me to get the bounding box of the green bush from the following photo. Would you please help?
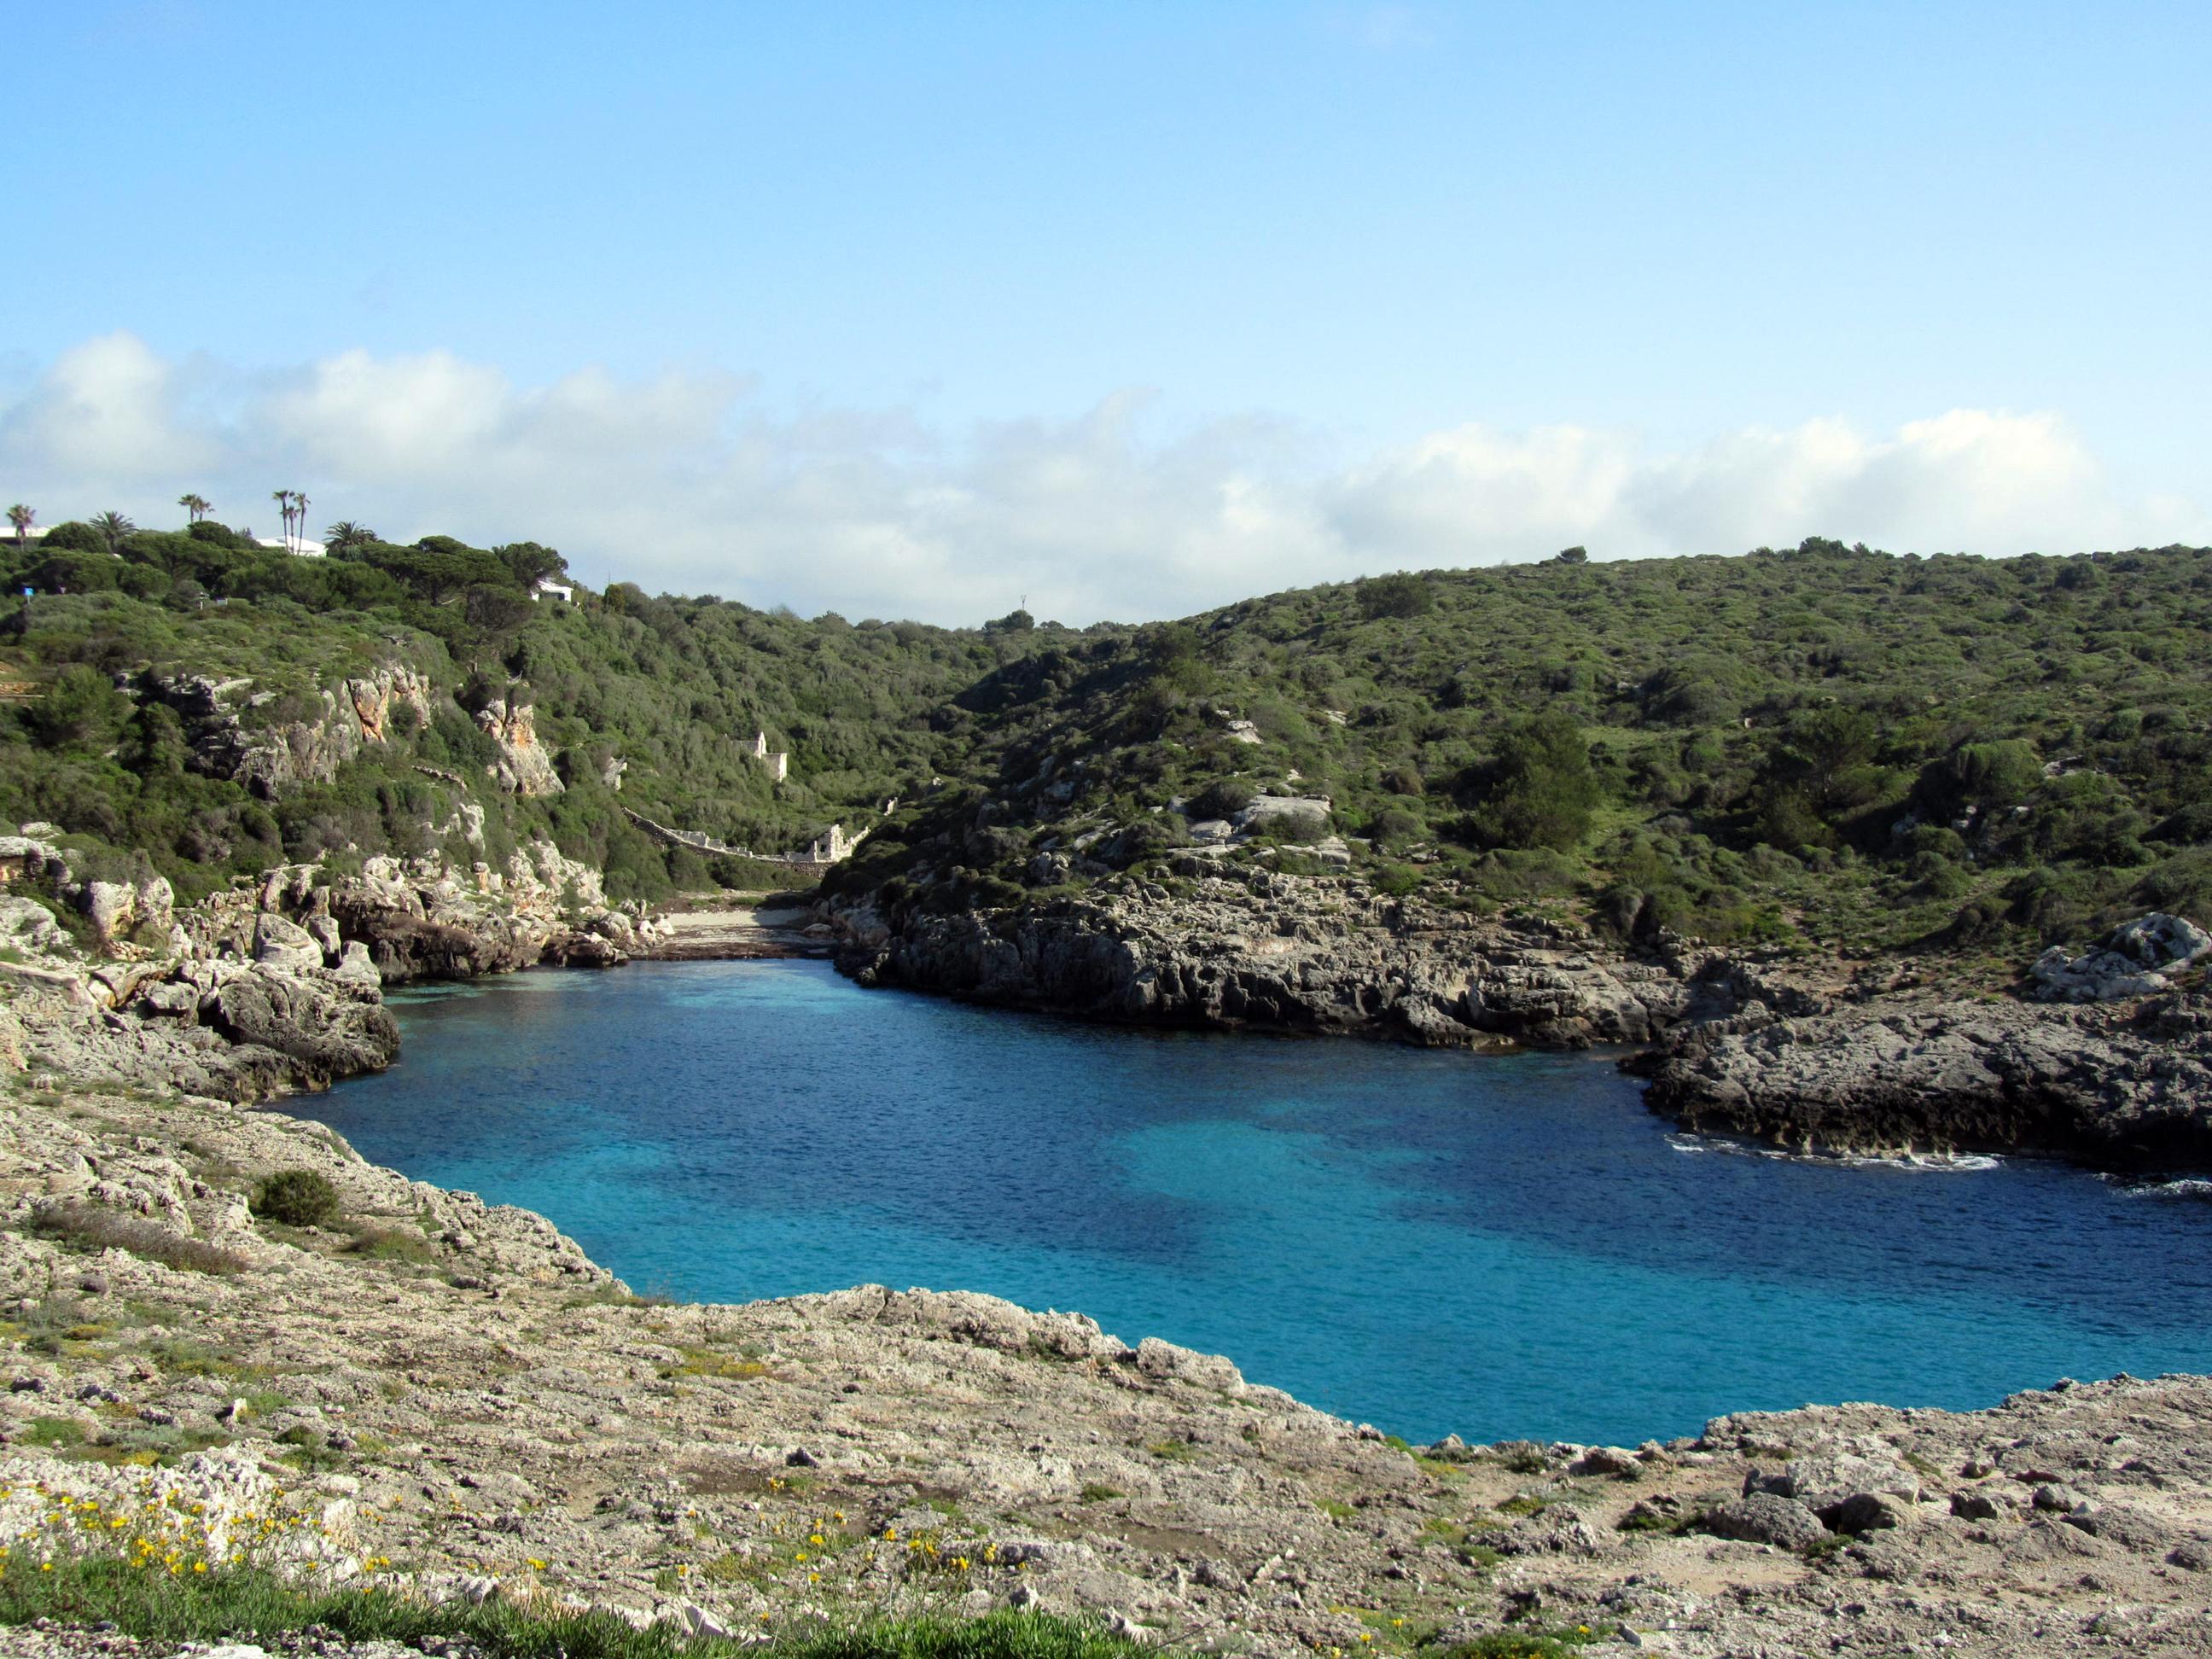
[249,1169,341,1228]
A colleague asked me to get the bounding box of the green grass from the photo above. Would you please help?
[1143,1439,1198,1464]
[0,1555,1154,1659]
[1441,1628,1604,1659]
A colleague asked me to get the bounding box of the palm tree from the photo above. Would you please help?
[177,492,211,524]
[271,488,298,552]
[324,521,377,557]
[6,504,32,550]
[292,492,310,552]
[90,510,136,555]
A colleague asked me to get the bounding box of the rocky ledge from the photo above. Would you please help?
[825,864,1822,1051]
[1641,990,2212,1168]
[2,1066,2209,1658]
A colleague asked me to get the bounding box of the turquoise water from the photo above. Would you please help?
[300,960,2212,1447]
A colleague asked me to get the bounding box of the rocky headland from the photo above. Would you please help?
[0,824,660,1105]
[824,864,2212,1173]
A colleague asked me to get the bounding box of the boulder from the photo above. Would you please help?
[2031,912,2212,1002]
[202,968,400,1084]
[1701,1493,1829,1551]
[79,881,140,951]
[1746,1452,1919,1511]
[0,894,66,956]
[1826,1491,1913,1534]
[331,940,382,990]
[253,912,327,972]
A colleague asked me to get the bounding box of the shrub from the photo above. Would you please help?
[1458,711,1602,852]
[30,1203,247,1276]
[1356,572,1435,619]
[1186,777,1256,821]
[249,1170,340,1229]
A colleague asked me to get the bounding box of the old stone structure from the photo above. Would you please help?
[748,730,791,782]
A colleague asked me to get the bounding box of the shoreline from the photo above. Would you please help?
[4,1061,2210,1656]
[815,867,2212,1177]
[6,842,2212,1649]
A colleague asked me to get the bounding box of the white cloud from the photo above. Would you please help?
[0,331,218,480]
[1,332,2203,624]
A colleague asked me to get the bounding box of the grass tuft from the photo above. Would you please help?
[0,1554,1155,1659]
[30,1203,248,1276]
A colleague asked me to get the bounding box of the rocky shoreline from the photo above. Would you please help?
[0,825,664,1105]
[3,1057,2211,1657]
[822,864,2212,1173]
[3,833,2212,1652]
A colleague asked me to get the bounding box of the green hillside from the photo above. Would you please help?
[0,520,1075,905]
[9,519,2210,969]
[827,539,2212,967]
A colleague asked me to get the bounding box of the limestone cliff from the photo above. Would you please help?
[474,696,565,796]
[148,663,434,798]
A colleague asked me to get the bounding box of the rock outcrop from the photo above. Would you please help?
[2030,911,2212,1002]
[148,663,433,798]
[828,864,1812,1052]
[1642,991,2212,1167]
[474,696,564,796]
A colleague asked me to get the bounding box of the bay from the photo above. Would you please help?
[299,959,2212,1447]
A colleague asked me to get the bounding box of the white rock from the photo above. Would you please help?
[253,911,326,971]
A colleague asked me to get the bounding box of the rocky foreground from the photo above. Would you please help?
[825,866,2212,1172]
[1,1066,2209,1659]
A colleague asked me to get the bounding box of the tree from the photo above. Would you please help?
[1458,709,1602,851]
[6,504,32,549]
[293,492,310,552]
[38,521,104,553]
[90,510,136,555]
[271,489,293,553]
[177,492,212,524]
[493,540,566,587]
[1555,545,1590,564]
[1357,572,1434,619]
[324,521,379,558]
[28,664,129,745]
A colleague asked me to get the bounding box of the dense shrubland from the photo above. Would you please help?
[8,517,2210,964]
[826,539,2212,967]
[0,522,1080,904]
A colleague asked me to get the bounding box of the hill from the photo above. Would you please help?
[9,519,2212,981]
[828,538,2212,970]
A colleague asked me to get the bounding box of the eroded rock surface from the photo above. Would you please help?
[828,864,1815,1052]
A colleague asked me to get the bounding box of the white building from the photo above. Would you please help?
[532,576,575,602]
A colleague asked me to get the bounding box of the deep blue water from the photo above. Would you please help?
[299,960,2212,1447]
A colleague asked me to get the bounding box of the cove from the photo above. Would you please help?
[301,959,2212,1448]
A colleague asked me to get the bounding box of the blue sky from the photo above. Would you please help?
[3,2,2208,621]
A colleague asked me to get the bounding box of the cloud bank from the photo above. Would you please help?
[3,332,2203,626]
